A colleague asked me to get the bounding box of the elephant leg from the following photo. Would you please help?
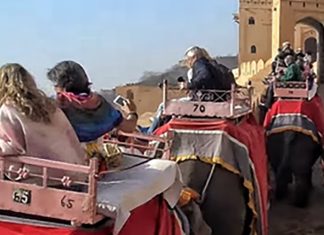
[289,133,320,206]
[275,167,291,200]
[200,167,247,235]
[293,171,312,207]
[272,132,294,200]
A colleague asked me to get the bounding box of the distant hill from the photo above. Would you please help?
[137,55,238,86]
[99,89,116,103]
[99,56,238,115]
[137,64,187,86]
[216,56,238,70]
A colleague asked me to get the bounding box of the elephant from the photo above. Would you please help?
[178,160,253,235]
[259,106,322,207]
[159,121,267,235]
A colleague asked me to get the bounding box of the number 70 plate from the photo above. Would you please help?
[12,188,31,205]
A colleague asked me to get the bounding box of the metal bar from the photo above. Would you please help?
[162,80,168,110]
[116,131,167,142]
[104,140,167,152]
[230,83,235,117]
[0,156,91,174]
[0,158,4,180]
[43,167,48,188]
[2,169,89,186]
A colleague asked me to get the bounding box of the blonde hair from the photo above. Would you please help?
[200,48,214,62]
[0,63,56,123]
[185,46,204,59]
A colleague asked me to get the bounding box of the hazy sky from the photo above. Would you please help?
[0,0,238,92]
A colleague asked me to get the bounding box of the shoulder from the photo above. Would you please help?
[0,103,20,120]
[0,104,26,132]
[193,59,211,72]
[93,92,113,106]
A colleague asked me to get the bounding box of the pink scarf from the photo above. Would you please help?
[57,92,101,110]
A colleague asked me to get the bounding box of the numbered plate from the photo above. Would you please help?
[61,195,75,209]
[164,100,232,117]
[12,188,31,205]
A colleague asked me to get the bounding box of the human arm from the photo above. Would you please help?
[117,113,138,133]
[115,98,138,133]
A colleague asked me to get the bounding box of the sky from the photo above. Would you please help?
[0,0,238,93]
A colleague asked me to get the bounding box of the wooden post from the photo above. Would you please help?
[247,80,253,110]
[0,157,4,180]
[162,80,168,112]
[230,83,235,117]
[88,158,98,217]
[42,167,48,188]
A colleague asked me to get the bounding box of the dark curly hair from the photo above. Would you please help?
[47,61,91,94]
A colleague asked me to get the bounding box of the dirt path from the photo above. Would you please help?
[269,162,324,235]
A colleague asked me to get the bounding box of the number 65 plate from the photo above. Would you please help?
[12,188,31,205]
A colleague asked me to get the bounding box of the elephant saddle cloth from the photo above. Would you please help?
[155,114,268,235]
[0,196,183,235]
[264,95,324,145]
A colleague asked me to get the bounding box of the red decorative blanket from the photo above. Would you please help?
[155,114,268,235]
[264,95,324,144]
[0,197,182,235]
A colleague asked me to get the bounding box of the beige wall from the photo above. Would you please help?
[239,1,273,64]
[271,0,324,58]
[238,0,324,80]
[115,85,186,115]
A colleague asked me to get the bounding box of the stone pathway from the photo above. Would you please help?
[269,162,324,235]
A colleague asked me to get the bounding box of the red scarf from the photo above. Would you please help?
[57,92,101,110]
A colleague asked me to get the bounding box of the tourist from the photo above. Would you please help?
[304,51,313,64]
[280,55,302,82]
[264,55,303,110]
[147,47,231,134]
[294,48,306,71]
[182,46,227,90]
[200,47,236,86]
[295,48,305,60]
[281,41,295,58]
[47,61,138,143]
[0,63,85,180]
[271,48,285,75]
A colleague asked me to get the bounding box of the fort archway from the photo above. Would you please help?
[272,1,324,82]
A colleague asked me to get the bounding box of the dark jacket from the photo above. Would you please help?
[214,62,236,86]
[188,58,231,90]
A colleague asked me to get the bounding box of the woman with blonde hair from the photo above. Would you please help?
[0,63,84,179]
[201,47,236,86]
[200,48,215,63]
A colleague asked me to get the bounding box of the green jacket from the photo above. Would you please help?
[281,63,302,82]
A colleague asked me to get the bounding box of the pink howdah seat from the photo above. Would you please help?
[0,156,103,227]
[103,131,171,160]
[161,82,254,119]
[273,81,308,100]
[0,136,183,235]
